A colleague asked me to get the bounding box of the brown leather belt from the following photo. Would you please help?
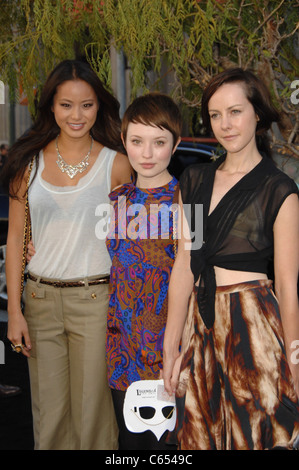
[27,273,110,288]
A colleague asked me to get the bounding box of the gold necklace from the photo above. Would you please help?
[56,135,93,179]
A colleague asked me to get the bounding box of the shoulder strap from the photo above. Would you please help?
[21,157,34,299]
[172,182,180,259]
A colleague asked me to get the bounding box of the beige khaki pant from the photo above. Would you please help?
[24,275,118,450]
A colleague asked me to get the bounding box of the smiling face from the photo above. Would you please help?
[208,82,259,157]
[123,122,179,188]
[52,79,99,139]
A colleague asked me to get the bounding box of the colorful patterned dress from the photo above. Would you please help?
[106,177,178,391]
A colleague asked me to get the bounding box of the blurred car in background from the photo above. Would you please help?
[168,137,223,179]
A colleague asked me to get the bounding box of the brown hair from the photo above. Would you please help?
[121,92,182,149]
[201,68,280,158]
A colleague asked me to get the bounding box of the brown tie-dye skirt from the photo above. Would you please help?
[174,280,299,450]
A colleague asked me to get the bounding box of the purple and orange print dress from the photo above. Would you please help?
[106,177,179,391]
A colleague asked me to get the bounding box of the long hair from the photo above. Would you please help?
[1,59,123,197]
[201,68,280,158]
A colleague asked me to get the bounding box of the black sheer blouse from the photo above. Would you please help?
[180,154,298,329]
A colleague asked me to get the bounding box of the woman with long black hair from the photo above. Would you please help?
[2,59,132,450]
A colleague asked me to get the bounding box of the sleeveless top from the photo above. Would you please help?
[180,154,299,329]
[27,146,116,279]
[106,177,179,390]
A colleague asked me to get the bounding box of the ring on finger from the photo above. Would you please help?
[11,343,24,353]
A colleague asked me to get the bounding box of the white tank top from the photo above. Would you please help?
[27,146,116,279]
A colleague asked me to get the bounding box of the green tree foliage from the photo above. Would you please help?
[0,0,298,157]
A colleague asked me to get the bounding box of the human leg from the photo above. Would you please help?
[65,282,118,450]
[25,279,72,450]
[177,281,299,450]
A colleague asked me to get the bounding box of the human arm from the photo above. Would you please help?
[110,152,133,190]
[5,173,31,357]
[163,192,194,395]
[273,192,299,398]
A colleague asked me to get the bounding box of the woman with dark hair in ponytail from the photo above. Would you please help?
[163,68,299,450]
[2,59,132,450]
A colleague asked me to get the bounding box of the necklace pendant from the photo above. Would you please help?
[55,135,93,179]
[66,168,77,179]
[65,166,79,179]
[57,158,89,179]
